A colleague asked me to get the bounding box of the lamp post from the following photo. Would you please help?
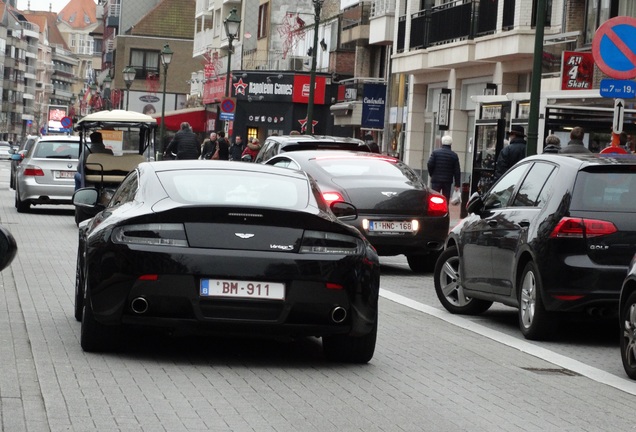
[79,89,85,116]
[526,0,547,156]
[102,74,112,110]
[89,83,98,113]
[305,0,324,135]
[159,44,173,160]
[122,66,136,110]
[223,8,241,98]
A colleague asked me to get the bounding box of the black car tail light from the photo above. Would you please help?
[427,193,448,217]
[300,230,363,255]
[322,191,345,205]
[112,223,189,247]
[549,217,618,238]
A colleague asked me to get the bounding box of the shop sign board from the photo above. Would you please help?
[561,51,594,90]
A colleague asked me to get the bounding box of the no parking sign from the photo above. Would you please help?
[592,16,636,79]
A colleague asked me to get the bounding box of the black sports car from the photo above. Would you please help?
[265,151,450,272]
[73,160,380,362]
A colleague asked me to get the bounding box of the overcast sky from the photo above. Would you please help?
[17,0,63,13]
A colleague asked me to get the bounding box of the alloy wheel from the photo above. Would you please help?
[519,270,536,329]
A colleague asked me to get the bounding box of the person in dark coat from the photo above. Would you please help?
[542,134,561,154]
[215,131,230,160]
[229,135,246,161]
[494,125,527,180]
[559,126,591,154]
[164,122,200,160]
[427,134,461,200]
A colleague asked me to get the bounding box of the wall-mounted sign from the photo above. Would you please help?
[361,83,386,129]
[561,51,594,90]
[438,89,451,130]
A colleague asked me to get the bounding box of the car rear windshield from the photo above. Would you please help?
[157,170,310,209]
[311,157,418,181]
[33,141,80,159]
[284,142,368,152]
[571,168,636,212]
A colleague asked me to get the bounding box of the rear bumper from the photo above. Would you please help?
[541,255,627,312]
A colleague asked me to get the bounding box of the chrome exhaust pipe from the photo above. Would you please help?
[131,297,149,314]
[331,306,347,323]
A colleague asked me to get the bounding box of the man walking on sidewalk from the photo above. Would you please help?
[427,134,461,200]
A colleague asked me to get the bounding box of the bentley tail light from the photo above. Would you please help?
[322,192,345,205]
[427,193,448,217]
[549,217,617,238]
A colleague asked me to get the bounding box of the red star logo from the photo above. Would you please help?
[298,118,318,134]
[233,78,248,96]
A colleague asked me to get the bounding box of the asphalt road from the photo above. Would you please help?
[0,160,634,432]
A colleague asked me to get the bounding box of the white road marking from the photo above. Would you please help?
[381,288,636,395]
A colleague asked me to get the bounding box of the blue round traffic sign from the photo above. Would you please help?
[593,16,636,79]
[60,116,72,128]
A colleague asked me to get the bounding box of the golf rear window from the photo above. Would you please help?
[571,169,636,212]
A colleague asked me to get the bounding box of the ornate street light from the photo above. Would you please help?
[159,44,173,160]
[305,0,324,135]
[223,8,241,98]
[122,66,136,110]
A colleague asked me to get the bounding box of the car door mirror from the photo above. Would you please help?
[466,192,485,214]
[72,188,100,207]
[0,225,17,272]
[331,201,357,220]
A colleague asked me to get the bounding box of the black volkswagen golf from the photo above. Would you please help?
[435,153,636,340]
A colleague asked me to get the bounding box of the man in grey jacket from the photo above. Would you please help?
[559,127,591,154]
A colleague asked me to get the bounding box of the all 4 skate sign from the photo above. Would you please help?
[561,52,594,90]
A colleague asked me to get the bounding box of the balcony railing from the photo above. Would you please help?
[402,0,550,53]
[371,0,395,17]
[342,3,370,31]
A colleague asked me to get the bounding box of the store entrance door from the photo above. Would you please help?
[471,119,507,194]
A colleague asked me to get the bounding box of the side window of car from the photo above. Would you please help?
[109,171,139,207]
[483,164,528,209]
[512,162,557,207]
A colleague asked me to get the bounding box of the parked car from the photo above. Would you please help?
[434,153,636,340]
[619,254,636,379]
[14,135,80,212]
[253,134,370,163]
[265,150,449,272]
[73,160,380,362]
[0,141,12,160]
[10,135,38,189]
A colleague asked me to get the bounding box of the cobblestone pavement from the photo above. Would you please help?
[0,162,634,431]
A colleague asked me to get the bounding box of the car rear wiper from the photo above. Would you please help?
[47,155,74,159]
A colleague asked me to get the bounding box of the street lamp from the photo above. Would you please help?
[102,74,112,110]
[89,83,98,113]
[79,89,85,116]
[159,44,173,160]
[122,65,136,110]
[223,8,241,97]
[526,0,547,156]
[305,0,324,135]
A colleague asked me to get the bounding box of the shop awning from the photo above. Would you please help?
[152,107,207,132]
